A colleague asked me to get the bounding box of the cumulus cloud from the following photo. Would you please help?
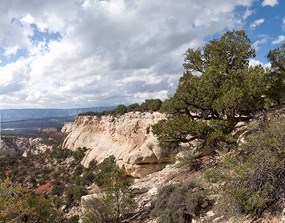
[0,58,31,95]
[272,35,285,44]
[261,0,278,7]
[252,36,268,50]
[250,18,265,29]
[249,59,271,69]
[0,0,253,109]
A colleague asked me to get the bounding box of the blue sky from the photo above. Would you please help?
[0,0,284,109]
[242,0,285,63]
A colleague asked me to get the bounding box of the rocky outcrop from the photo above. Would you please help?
[62,112,175,178]
[0,136,51,157]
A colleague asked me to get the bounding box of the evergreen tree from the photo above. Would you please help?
[267,42,285,105]
[153,30,268,151]
[82,156,136,223]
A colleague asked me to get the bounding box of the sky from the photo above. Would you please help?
[0,0,284,109]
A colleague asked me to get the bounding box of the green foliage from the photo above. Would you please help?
[0,137,99,221]
[67,215,79,223]
[205,115,285,216]
[127,103,140,112]
[153,114,234,151]
[88,160,98,171]
[82,156,136,223]
[50,147,72,161]
[0,178,32,222]
[153,114,211,150]
[73,164,84,176]
[141,99,162,112]
[176,150,202,171]
[78,111,100,116]
[81,171,94,186]
[113,104,127,116]
[0,179,63,223]
[66,185,88,206]
[152,180,206,223]
[153,30,268,152]
[79,98,162,117]
[72,147,87,162]
[51,184,65,196]
[27,195,63,223]
[266,43,285,104]
[184,30,255,73]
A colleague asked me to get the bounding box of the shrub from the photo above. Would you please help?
[27,195,63,223]
[127,103,140,112]
[66,185,88,206]
[0,178,32,222]
[82,156,136,223]
[205,115,285,216]
[74,164,84,176]
[152,180,206,223]
[51,148,71,161]
[88,160,98,171]
[78,98,163,118]
[115,104,128,116]
[176,150,202,171]
[81,171,94,186]
[67,215,79,223]
[52,184,65,196]
[72,148,87,162]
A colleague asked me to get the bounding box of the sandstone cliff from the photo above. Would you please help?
[62,112,175,178]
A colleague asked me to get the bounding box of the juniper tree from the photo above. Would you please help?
[153,30,268,151]
[267,42,285,105]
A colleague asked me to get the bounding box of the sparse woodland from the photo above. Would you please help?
[1,30,285,222]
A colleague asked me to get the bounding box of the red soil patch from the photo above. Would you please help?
[35,182,53,195]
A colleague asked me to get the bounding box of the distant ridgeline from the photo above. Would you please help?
[0,107,115,135]
[78,99,162,117]
[0,107,115,122]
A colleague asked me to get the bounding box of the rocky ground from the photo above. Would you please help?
[0,135,52,157]
[2,110,285,222]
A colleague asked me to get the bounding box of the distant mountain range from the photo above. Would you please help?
[0,107,114,122]
[0,117,74,135]
[0,107,115,135]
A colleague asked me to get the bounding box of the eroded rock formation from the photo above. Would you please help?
[62,112,175,178]
[0,136,51,157]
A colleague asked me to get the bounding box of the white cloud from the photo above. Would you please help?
[0,0,254,109]
[20,14,35,24]
[243,8,254,20]
[252,36,268,50]
[0,58,31,95]
[250,18,265,29]
[3,46,20,56]
[272,35,285,44]
[249,59,271,69]
[261,0,278,7]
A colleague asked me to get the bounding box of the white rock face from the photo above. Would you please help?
[61,121,76,133]
[0,136,51,157]
[22,138,52,156]
[62,112,175,178]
